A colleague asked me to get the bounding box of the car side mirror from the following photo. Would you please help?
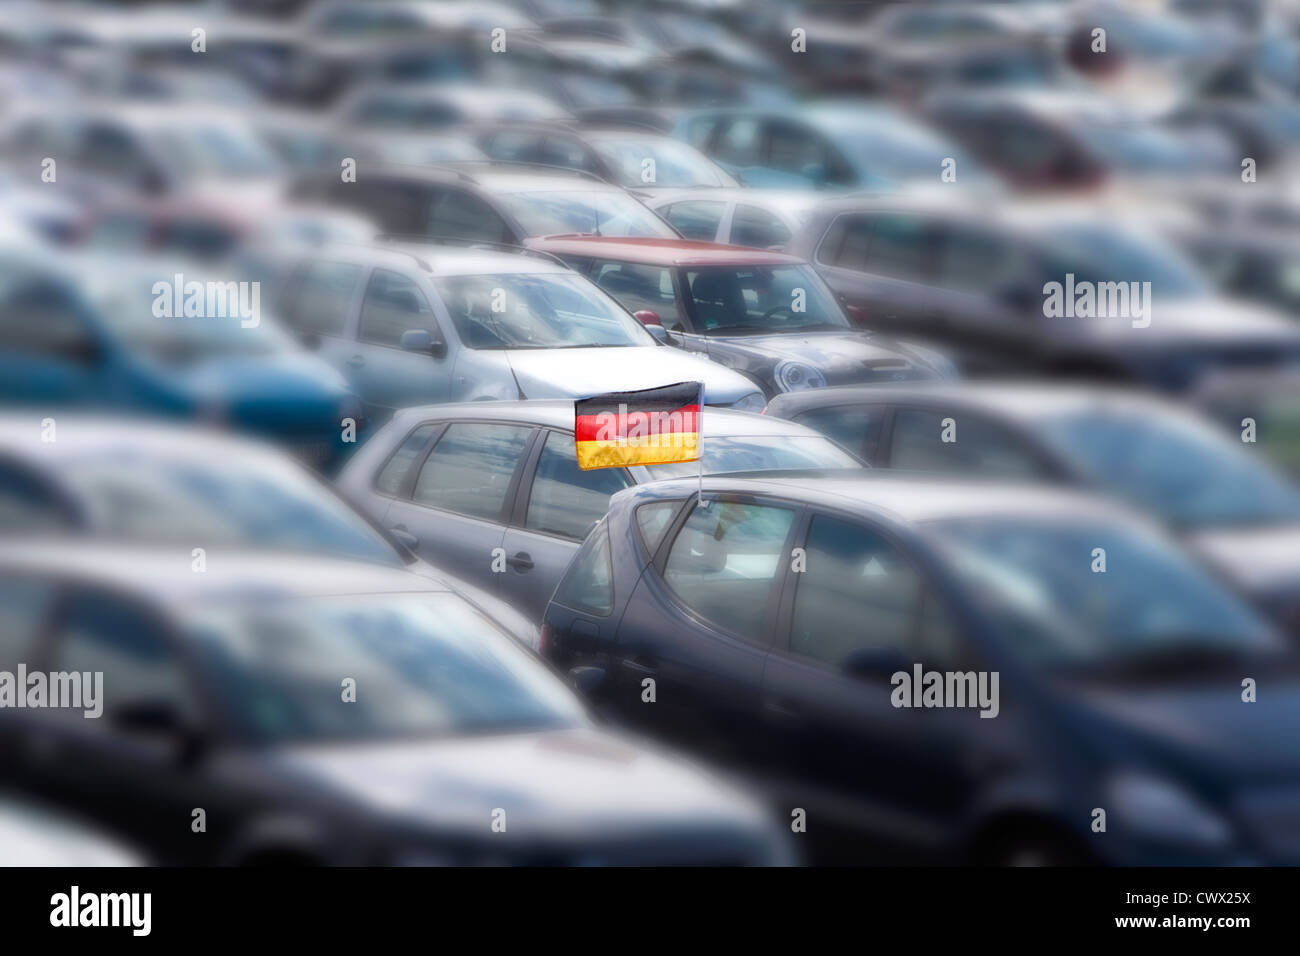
[568,665,606,697]
[633,309,661,327]
[400,328,446,358]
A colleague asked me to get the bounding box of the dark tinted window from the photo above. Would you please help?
[663,499,794,637]
[731,204,792,249]
[713,118,761,166]
[358,269,438,347]
[0,578,54,672]
[660,200,725,241]
[375,423,440,496]
[282,261,360,337]
[888,408,1046,478]
[427,189,510,243]
[413,423,532,520]
[793,404,888,460]
[0,464,74,533]
[635,500,679,555]
[590,261,682,327]
[765,122,822,175]
[526,431,631,540]
[554,521,614,615]
[0,279,94,359]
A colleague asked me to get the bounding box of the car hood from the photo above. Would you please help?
[706,330,942,384]
[275,726,771,842]
[1188,523,1300,597]
[505,346,756,404]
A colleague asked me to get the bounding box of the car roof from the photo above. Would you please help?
[645,188,822,215]
[767,381,1186,425]
[0,540,448,612]
[621,471,1130,526]
[381,400,826,437]
[526,235,805,267]
[359,161,621,193]
[316,240,570,276]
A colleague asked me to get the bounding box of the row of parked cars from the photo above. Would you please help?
[4,0,1300,867]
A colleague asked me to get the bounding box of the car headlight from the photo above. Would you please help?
[729,390,766,412]
[773,361,826,392]
[1108,773,1231,846]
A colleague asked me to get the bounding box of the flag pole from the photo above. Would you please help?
[697,386,704,508]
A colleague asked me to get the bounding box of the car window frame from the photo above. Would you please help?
[404,418,542,525]
[510,427,634,543]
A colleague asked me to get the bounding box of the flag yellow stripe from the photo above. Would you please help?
[575,435,700,470]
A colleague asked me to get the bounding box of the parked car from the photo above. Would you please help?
[338,83,571,133]
[765,382,1300,638]
[527,235,956,397]
[0,541,788,866]
[543,472,1296,864]
[674,102,994,191]
[276,241,767,425]
[0,250,363,471]
[293,164,679,245]
[1173,224,1300,320]
[335,400,864,619]
[476,123,737,193]
[0,793,144,866]
[790,194,1300,390]
[1192,370,1300,480]
[0,413,540,648]
[645,189,822,249]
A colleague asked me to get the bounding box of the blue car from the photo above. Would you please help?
[674,102,996,191]
[0,251,363,471]
[544,472,1298,865]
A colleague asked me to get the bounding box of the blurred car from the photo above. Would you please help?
[338,83,571,133]
[543,472,1296,864]
[790,194,1300,390]
[0,793,143,866]
[674,102,994,191]
[1174,224,1300,319]
[923,89,1238,191]
[0,249,363,471]
[0,414,539,649]
[763,382,1300,636]
[335,400,864,619]
[276,240,766,425]
[645,188,821,249]
[1193,370,1300,480]
[527,235,956,397]
[476,122,737,193]
[294,163,679,244]
[0,542,788,866]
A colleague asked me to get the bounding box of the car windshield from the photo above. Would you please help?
[1039,224,1208,298]
[684,265,850,334]
[642,434,862,478]
[1036,407,1300,527]
[190,596,585,744]
[496,188,678,238]
[435,272,655,349]
[591,136,731,188]
[58,453,401,564]
[152,122,281,178]
[85,271,294,364]
[936,518,1281,671]
[824,113,985,186]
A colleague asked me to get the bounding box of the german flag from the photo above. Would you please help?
[574,382,703,470]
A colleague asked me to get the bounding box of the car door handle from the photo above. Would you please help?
[621,657,657,676]
[506,551,534,571]
[763,697,801,720]
[347,354,366,368]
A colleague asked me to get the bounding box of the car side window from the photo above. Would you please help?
[793,404,888,461]
[859,214,935,282]
[0,278,95,360]
[660,200,725,241]
[0,577,55,672]
[50,590,196,729]
[713,118,762,166]
[554,520,613,615]
[352,179,431,233]
[789,514,926,666]
[282,261,361,337]
[540,134,598,173]
[75,124,144,179]
[662,499,795,638]
[937,226,1014,294]
[358,268,439,348]
[764,122,822,176]
[731,204,791,249]
[590,261,683,328]
[412,422,532,521]
[0,462,74,533]
[483,130,544,162]
[374,423,441,496]
[817,214,873,271]
[525,431,631,540]
[888,408,1047,479]
[635,500,680,556]
[427,189,510,243]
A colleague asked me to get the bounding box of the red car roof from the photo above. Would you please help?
[525,235,807,268]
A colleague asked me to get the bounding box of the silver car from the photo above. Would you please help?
[336,400,865,620]
[277,242,767,426]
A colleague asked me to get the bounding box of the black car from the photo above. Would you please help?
[765,382,1300,638]
[789,195,1300,391]
[0,541,788,866]
[543,472,1299,864]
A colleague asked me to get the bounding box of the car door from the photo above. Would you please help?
[611,494,800,765]
[758,511,980,858]
[881,405,1058,480]
[0,273,111,405]
[501,429,633,620]
[23,586,232,863]
[382,421,536,597]
[812,212,948,344]
[349,267,451,423]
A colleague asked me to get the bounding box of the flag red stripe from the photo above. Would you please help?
[574,404,700,443]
